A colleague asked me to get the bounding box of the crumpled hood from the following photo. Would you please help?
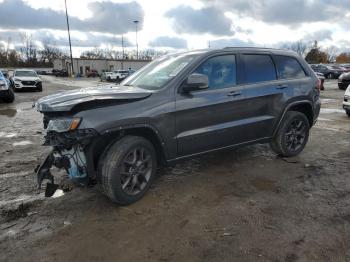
[34,85,152,112]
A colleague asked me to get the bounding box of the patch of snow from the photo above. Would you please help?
[0,193,44,207]
[0,171,32,179]
[0,132,17,138]
[13,140,33,146]
[51,189,65,198]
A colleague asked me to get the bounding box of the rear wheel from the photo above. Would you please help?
[98,136,157,205]
[270,111,310,157]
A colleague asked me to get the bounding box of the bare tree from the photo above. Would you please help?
[19,32,37,65]
[39,38,63,64]
[282,40,308,57]
[325,46,338,63]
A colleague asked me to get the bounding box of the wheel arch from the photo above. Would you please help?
[92,125,168,172]
[273,101,314,137]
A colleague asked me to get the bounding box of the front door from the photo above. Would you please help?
[175,54,247,157]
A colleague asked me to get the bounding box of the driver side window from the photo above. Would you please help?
[194,55,236,90]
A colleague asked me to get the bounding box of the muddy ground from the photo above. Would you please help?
[0,76,349,262]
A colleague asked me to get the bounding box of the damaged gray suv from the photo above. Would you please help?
[35,48,321,205]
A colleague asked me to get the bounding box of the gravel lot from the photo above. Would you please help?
[0,76,349,262]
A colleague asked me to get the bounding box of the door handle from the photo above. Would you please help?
[276,84,288,89]
[227,91,242,97]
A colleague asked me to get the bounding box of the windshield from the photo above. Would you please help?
[121,53,198,90]
[15,71,38,77]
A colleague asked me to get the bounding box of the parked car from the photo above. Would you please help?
[34,48,321,205]
[310,64,343,79]
[113,70,129,81]
[0,70,14,103]
[11,69,42,92]
[343,86,350,117]
[315,72,325,90]
[100,72,114,82]
[338,72,350,90]
[87,69,100,78]
[54,69,69,77]
[1,70,9,78]
[340,64,350,72]
[36,70,48,75]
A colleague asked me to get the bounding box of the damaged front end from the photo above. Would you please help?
[35,115,98,192]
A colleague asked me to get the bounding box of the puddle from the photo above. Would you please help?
[0,108,17,117]
[320,108,345,114]
[250,177,276,191]
[0,132,17,138]
[320,99,336,104]
[317,117,334,122]
[13,141,33,146]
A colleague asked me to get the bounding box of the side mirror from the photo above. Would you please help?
[182,73,209,93]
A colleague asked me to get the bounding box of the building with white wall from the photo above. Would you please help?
[53,58,151,76]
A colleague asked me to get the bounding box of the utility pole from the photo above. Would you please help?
[121,35,124,69]
[65,0,74,76]
[133,20,139,60]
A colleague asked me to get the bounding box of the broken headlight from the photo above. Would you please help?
[47,117,81,132]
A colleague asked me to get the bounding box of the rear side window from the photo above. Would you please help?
[243,54,277,83]
[275,56,306,79]
[194,55,236,89]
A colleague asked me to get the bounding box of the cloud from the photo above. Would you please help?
[148,36,187,49]
[302,29,333,42]
[202,0,348,26]
[0,0,144,34]
[209,37,256,48]
[165,5,233,36]
[0,30,132,49]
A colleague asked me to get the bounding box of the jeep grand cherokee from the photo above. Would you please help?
[34,48,321,205]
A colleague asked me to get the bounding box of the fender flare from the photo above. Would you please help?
[102,123,169,160]
[273,100,314,137]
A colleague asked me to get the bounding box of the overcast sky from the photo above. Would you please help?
[0,0,349,56]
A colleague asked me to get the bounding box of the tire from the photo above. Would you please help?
[37,85,42,92]
[107,76,111,82]
[270,111,310,157]
[98,136,157,205]
[328,73,334,79]
[346,110,350,117]
[3,89,15,103]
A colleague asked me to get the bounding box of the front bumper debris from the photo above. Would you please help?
[35,145,89,192]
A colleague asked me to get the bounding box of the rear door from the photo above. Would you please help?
[237,53,289,141]
[175,54,247,157]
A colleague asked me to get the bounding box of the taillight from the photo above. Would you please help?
[316,79,321,92]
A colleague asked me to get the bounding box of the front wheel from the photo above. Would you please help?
[3,89,15,103]
[98,136,157,205]
[346,110,350,117]
[270,111,310,157]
